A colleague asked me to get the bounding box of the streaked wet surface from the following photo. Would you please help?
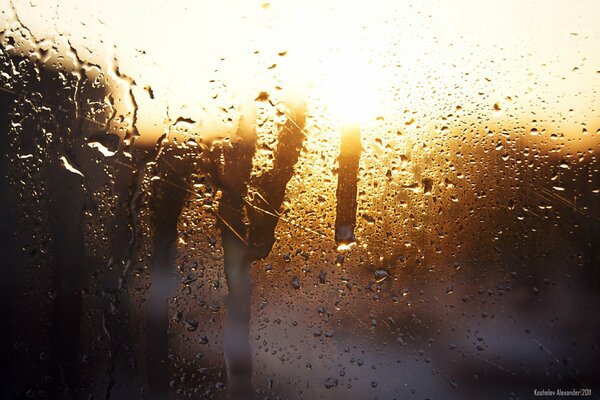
[1,1,599,399]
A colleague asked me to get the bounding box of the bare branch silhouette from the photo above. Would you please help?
[202,99,306,399]
[247,101,307,260]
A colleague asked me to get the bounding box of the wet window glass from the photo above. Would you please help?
[1,0,599,399]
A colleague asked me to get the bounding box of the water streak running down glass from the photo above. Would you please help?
[0,0,599,399]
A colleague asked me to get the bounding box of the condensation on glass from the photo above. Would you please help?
[0,0,599,399]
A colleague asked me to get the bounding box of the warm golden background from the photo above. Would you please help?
[1,1,598,399]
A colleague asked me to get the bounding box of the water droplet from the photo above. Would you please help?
[374,270,389,281]
[324,377,338,389]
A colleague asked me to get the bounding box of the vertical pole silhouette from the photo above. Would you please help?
[335,123,361,246]
[0,75,18,400]
[216,106,257,400]
[146,146,196,400]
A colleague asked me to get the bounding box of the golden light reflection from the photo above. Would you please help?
[1,0,599,148]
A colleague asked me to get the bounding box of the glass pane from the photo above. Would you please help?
[1,1,599,399]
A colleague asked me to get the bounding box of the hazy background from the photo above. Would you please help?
[1,1,599,399]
